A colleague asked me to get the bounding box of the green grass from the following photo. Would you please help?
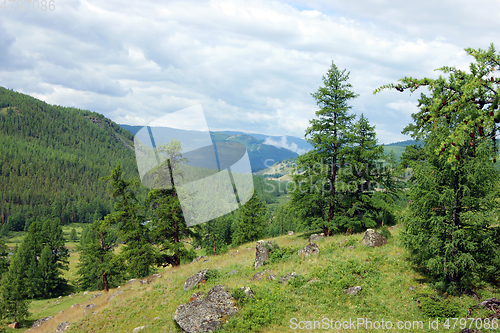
[10,227,498,333]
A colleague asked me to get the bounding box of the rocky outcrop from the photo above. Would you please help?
[308,233,324,243]
[184,269,209,291]
[174,285,239,333]
[31,316,53,329]
[361,229,387,247]
[56,321,71,333]
[298,242,320,257]
[255,240,277,269]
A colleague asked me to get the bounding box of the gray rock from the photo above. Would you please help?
[174,285,239,333]
[346,286,362,295]
[203,259,211,263]
[184,269,209,291]
[56,321,71,333]
[31,316,54,329]
[126,278,138,284]
[254,240,277,269]
[250,271,265,281]
[195,246,202,250]
[474,297,500,311]
[70,303,79,308]
[279,272,297,284]
[361,229,387,247]
[298,242,320,257]
[288,231,295,236]
[227,270,238,276]
[239,286,255,298]
[191,256,207,264]
[84,304,96,314]
[107,290,123,302]
[267,274,277,280]
[133,326,146,332]
[88,293,103,300]
[308,233,324,243]
[83,291,88,295]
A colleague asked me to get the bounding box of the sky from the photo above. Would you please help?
[1,0,500,145]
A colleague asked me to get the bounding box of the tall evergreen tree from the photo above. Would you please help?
[38,245,59,298]
[232,191,268,245]
[291,62,358,236]
[0,239,8,280]
[375,44,500,294]
[0,250,30,323]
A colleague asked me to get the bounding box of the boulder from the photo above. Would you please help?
[8,322,19,329]
[254,240,277,269]
[267,274,277,281]
[308,233,324,243]
[279,272,297,284]
[184,269,209,291]
[56,321,71,333]
[288,231,295,236]
[474,297,500,311]
[174,285,239,333]
[361,229,387,247]
[346,286,362,295]
[88,293,103,300]
[298,242,320,257]
[195,246,202,250]
[31,316,53,329]
[133,326,146,332]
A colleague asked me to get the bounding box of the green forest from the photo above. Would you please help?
[1,44,500,331]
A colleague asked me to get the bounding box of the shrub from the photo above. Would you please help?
[416,293,461,318]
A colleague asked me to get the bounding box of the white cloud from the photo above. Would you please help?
[1,0,500,143]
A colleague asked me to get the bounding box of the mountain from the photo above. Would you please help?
[119,125,299,172]
[221,130,312,154]
[0,87,139,230]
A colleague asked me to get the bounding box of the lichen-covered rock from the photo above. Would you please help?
[298,242,320,257]
[267,274,277,280]
[190,291,205,302]
[361,229,387,247]
[254,240,277,269]
[308,233,324,243]
[31,316,53,329]
[184,269,209,290]
[174,285,239,333]
[56,321,71,333]
[279,272,297,284]
[346,286,362,295]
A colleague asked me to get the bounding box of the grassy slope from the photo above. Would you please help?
[8,228,498,333]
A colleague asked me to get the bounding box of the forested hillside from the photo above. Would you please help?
[0,87,138,231]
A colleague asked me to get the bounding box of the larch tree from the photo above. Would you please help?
[232,191,267,246]
[374,44,500,294]
[291,62,358,236]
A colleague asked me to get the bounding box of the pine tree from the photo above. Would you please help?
[38,245,59,298]
[375,44,500,294]
[232,191,268,245]
[70,228,78,242]
[291,62,358,236]
[0,250,30,323]
[0,239,8,280]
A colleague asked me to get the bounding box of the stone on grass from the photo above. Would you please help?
[361,229,387,248]
[250,271,265,281]
[288,231,295,236]
[255,240,277,269]
[346,286,362,295]
[31,316,53,329]
[84,304,96,315]
[174,285,239,333]
[184,269,209,291]
[279,272,297,284]
[239,287,255,298]
[191,256,207,264]
[298,242,319,257]
[107,290,123,302]
[308,233,324,243]
[133,326,146,332]
[56,321,71,333]
[89,293,103,300]
[267,274,277,281]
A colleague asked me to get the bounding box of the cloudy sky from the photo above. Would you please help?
[1,0,500,144]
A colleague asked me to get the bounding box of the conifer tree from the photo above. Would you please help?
[291,62,358,236]
[38,245,59,298]
[0,250,30,323]
[232,191,267,245]
[375,44,500,294]
[70,228,78,242]
[0,239,8,280]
